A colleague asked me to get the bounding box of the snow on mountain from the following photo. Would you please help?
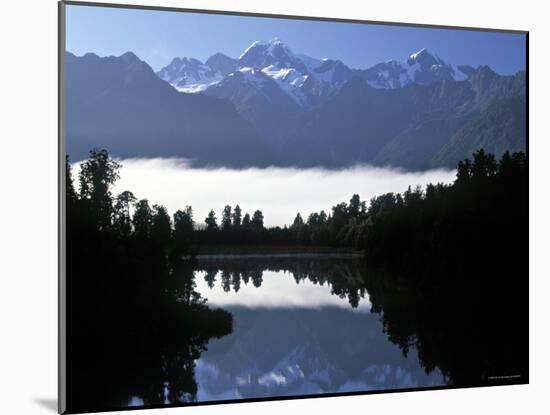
[358,59,411,89]
[356,49,469,89]
[207,66,293,107]
[260,65,309,105]
[203,65,303,121]
[195,341,443,400]
[157,41,481,106]
[237,39,321,106]
[405,48,456,85]
[238,38,307,72]
[156,57,223,93]
[312,59,354,86]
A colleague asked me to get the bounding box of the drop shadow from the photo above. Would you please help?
[34,398,57,413]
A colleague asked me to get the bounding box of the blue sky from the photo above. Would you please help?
[66,4,526,74]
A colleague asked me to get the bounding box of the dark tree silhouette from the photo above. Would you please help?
[456,158,473,185]
[64,147,527,411]
[331,202,349,232]
[133,199,153,239]
[78,148,121,230]
[151,204,172,247]
[205,209,219,232]
[174,206,194,252]
[66,154,77,206]
[221,205,232,230]
[348,194,364,218]
[232,205,242,227]
[65,149,233,413]
[112,191,137,238]
[204,269,217,289]
[292,213,304,228]
[251,210,264,230]
[242,213,251,228]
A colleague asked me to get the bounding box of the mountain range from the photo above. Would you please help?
[66,38,526,169]
[65,51,272,166]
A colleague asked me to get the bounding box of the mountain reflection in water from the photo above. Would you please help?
[192,257,445,401]
[68,255,526,412]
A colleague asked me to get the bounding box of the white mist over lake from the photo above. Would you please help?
[75,158,456,227]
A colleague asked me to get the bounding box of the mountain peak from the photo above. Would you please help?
[156,55,223,93]
[467,65,499,88]
[205,53,237,76]
[120,51,140,63]
[476,64,498,75]
[239,38,306,71]
[409,48,428,58]
[207,52,232,61]
[239,38,291,54]
[405,48,456,85]
[407,48,438,67]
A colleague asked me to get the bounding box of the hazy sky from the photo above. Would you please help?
[66,3,526,73]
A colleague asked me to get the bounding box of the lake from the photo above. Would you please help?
[190,256,446,401]
[68,253,526,412]
[121,256,447,407]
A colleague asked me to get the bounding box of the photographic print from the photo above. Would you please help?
[59,1,528,413]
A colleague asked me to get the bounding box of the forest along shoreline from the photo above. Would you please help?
[66,147,527,275]
[65,147,528,411]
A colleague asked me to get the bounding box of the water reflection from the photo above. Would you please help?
[67,256,526,412]
[66,260,233,413]
[193,257,445,400]
[194,269,371,311]
[195,306,444,400]
[196,257,371,310]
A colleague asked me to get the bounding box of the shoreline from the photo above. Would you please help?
[191,245,365,261]
[196,252,365,261]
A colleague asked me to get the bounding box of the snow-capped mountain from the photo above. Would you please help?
[205,53,237,76]
[202,66,303,153]
[239,38,308,72]
[406,48,458,84]
[359,59,411,89]
[68,46,525,169]
[150,41,524,169]
[157,40,471,105]
[157,57,224,93]
[357,49,469,89]
[205,66,301,111]
[234,38,347,107]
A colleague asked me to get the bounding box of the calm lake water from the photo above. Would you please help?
[186,256,446,402]
[69,252,525,413]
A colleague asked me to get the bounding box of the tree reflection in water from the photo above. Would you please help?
[66,254,232,413]
[196,257,528,390]
[67,253,526,412]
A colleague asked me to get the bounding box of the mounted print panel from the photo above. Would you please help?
[59,1,528,413]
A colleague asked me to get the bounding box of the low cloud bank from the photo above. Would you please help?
[75,158,456,227]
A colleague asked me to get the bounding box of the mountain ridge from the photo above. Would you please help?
[156,39,507,102]
[65,45,526,170]
[65,51,275,166]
